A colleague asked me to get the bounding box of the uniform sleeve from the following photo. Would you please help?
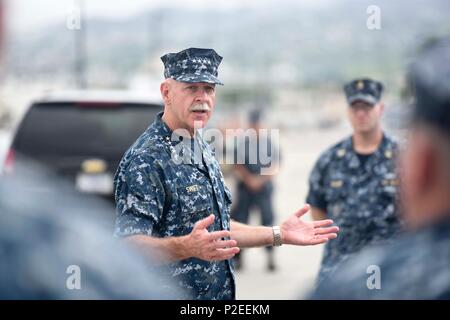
[114,156,165,238]
[305,157,327,212]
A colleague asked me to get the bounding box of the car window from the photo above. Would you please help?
[13,102,161,157]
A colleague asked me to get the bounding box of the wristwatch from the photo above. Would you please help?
[272,226,282,247]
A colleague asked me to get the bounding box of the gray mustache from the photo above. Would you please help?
[189,103,210,112]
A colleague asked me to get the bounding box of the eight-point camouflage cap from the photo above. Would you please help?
[344,78,383,106]
[161,48,224,85]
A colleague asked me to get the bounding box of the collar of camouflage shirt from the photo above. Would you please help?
[153,112,209,171]
[344,133,393,169]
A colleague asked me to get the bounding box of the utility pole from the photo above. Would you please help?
[73,0,87,89]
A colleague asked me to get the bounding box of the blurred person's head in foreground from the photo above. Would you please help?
[401,37,450,229]
[0,159,181,299]
[309,37,450,300]
[344,78,384,135]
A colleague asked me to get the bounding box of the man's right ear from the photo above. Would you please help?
[160,82,171,105]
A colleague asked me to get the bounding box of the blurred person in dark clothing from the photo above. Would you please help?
[231,109,281,271]
[0,160,180,299]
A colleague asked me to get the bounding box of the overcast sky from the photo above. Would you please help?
[8,0,248,33]
[6,0,332,34]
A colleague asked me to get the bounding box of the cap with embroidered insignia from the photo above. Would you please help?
[344,78,383,106]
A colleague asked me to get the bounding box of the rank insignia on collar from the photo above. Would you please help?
[337,148,346,157]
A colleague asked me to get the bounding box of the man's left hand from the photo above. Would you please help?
[280,204,339,246]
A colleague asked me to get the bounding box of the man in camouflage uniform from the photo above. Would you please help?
[306,78,402,283]
[114,48,339,300]
[311,38,450,299]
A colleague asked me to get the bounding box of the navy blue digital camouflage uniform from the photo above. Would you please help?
[307,134,402,282]
[114,112,235,299]
[114,48,235,300]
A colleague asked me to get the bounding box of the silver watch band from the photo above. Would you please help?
[272,226,282,247]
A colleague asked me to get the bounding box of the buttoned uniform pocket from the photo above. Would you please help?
[177,184,214,234]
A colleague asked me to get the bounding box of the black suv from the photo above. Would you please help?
[3,90,162,205]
